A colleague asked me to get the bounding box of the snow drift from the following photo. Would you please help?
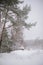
[0,49,43,65]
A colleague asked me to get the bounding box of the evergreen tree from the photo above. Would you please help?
[0,0,36,52]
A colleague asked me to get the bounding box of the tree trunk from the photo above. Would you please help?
[0,8,8,52]
[0,10,1,52]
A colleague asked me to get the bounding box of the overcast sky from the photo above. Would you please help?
[23,0,43,40]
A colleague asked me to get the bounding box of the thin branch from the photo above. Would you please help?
[6,24,14,28]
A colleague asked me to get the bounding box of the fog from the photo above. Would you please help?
[23,0,43,40]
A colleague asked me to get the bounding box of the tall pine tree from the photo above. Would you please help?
[0,0,36,52]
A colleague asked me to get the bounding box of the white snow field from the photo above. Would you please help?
[0,49,43,65]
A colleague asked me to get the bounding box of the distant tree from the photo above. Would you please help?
[0,0,36,52]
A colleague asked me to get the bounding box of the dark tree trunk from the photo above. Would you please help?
[0,8,8,52]
[0,10,1,48]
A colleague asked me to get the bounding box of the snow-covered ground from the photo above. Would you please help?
[0,49,43,65]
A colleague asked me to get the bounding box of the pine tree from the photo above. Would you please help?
[0,0,36,52]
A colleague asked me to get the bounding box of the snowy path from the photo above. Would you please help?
[0,49,43,65]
